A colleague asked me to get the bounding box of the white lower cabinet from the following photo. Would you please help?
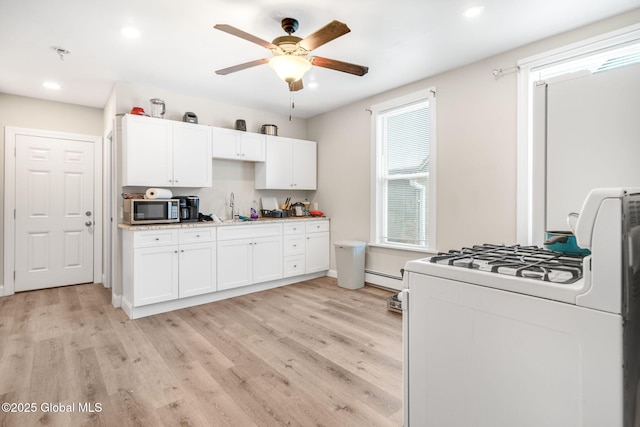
[124,228,216,307]
[283,222,306,278]
[179,240,217,298]
[122,220,328,316]
[306,231,330,273]
[133,244,180,306]
[217,224,283,291]
[217,238,253,290]
[283,220,330,276]
[178,228,217,297]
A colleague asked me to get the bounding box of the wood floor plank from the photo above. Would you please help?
[0,279,402,426]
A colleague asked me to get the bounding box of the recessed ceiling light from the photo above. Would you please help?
[463,5,485,18]
[43,81,61,90]
[121,26,141,38]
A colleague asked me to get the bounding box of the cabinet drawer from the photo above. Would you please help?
[133,229,179,248]
[218,223,283,240]
[283,235,305,256]
[305,221,329,234]
[284,222,305,235]
[179,228,216,243]
[284,256,305,278]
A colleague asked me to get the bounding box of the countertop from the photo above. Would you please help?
[117,216,329,231]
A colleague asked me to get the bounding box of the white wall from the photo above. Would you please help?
[308,8,640,278]
[0,94,103,286]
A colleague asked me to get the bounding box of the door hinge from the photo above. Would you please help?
[14,209,16,219]
[13,271,16,280]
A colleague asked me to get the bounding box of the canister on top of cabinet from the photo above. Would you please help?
[183,112,198,123]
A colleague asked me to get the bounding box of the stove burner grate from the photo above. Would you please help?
[430,244,584,284]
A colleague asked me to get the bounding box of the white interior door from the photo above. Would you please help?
[14,134,95,291]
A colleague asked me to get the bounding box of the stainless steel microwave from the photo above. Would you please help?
[123,199,180,225]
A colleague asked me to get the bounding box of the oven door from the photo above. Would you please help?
[404,272,623,427]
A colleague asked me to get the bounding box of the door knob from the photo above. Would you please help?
[85,221,92,226]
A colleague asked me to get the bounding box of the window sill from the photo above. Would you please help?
[367,242,437,255]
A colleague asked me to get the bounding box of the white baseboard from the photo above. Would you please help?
[111,293,122,308]
[328,269,403,291]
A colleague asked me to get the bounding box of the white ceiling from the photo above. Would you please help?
[1,0,638,119]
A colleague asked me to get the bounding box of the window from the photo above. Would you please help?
[371,88,436,251]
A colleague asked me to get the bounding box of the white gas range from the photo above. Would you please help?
[401,188,640,426]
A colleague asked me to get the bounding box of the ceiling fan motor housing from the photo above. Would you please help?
[281,18,299,34]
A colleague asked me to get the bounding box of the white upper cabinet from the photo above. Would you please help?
[172,121,212,187]
[255,136,317,190]
[122,114,212,187]
[122,114,172,187]
[211,127,266,162]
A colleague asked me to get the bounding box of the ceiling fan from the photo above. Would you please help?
[214,18,369,92]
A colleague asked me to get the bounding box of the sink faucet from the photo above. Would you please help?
[230,192,237,219]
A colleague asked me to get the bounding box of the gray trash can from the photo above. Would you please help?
[334,241,366,289]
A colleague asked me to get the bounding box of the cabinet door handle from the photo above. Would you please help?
[155,238,160,241]
[181,250,184,253]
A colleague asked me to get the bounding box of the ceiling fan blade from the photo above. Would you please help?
[299,20,351,51]
[309,56,369,76]
[289,79,304,92]
[214,24,277,50]
[215,58,270,75]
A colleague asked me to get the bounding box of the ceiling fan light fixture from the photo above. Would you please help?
[269,55,311,83]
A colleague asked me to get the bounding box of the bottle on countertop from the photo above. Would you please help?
[250,200,259,219]
[304,197,310,216]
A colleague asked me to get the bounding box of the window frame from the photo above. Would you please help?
[369,88,437,252]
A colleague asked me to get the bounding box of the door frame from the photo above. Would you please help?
[3,126,103,296]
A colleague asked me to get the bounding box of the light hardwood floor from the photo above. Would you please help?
[0,277,403,426]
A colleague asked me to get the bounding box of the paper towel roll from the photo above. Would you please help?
[145,188,173,199]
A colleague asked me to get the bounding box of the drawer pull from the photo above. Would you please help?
[155,238,160,241]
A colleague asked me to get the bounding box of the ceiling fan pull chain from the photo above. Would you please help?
[289,87,295,121]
